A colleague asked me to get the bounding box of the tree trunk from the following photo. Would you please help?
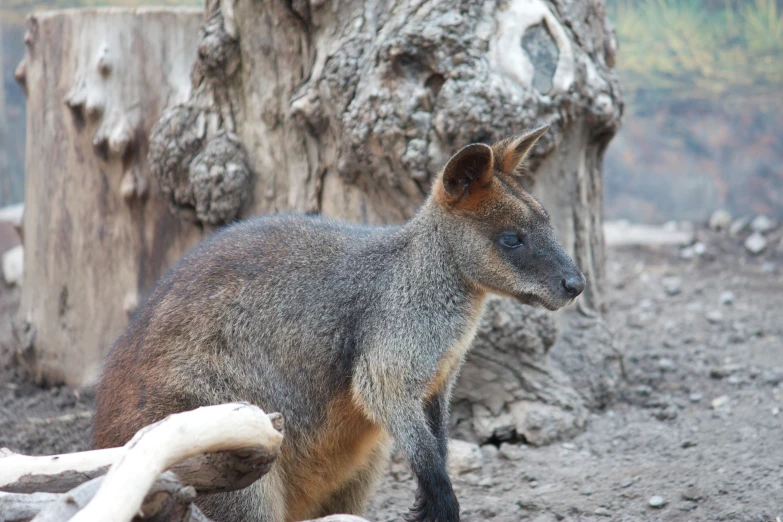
[149,0,623,445]
[15,8,205,386]
[0,22,9,193]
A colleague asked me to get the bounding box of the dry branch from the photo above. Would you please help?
[0,491,60,522]
[1,408,283,495]
[69,403,282,522]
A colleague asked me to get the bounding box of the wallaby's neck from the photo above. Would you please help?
[376,198,486,311]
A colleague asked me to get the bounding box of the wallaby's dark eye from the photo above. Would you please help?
[500,233,523,248]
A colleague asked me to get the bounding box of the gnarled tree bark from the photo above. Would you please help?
[149,0,623,445]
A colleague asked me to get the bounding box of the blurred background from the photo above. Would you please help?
[2,0,783,221]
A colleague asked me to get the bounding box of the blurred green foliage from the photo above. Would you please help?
[608,0,783,112]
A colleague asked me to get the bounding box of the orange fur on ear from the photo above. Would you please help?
[493,125,549,174]
[436,143,494,205]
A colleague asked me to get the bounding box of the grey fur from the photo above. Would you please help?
[93,132,584,522]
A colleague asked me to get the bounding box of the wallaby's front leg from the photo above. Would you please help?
[405,391,457,522]
[355,344,460,522]
[393,408,459,522]
[423,391,449,461]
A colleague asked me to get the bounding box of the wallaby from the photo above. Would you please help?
[93,125,585,522]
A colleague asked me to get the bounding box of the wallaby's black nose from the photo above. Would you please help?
[562,275,585,298]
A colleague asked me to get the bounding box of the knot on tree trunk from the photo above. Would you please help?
[149,106,251,225]
[290,0,621,199]
[148,0,249,226]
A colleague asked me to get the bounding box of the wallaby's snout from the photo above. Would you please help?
[432,125,587,311]
[562,272,586,298]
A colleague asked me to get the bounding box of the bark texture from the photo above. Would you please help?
[15,8,205,386]
[149,0,622,444]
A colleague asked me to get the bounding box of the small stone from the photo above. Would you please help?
[679,246,696,260]
[719,291,735,306]
[681,440,697,448]
[750,214,776,233]
[561,442,576,450]
[709,209,732,231]
[498,442,525,461]
[1,245,23,286]
[679,501,699,511]
[711,395,730,409]
[648,495,667,508]
[772,407,780,416]
[480,444,499,460]
[658,358,676,372]
[705,310,723,324]
[621,478,635,488]
[635,384,652,396]
[729,216,751,236]
[447,439,483,475]
[693,242,706,255]
[689,393,703,403]
[761,370,783,386]
[594,507,611,517]
[710,364,742,379]
[727,375,742,385]
[655,407,678,421]
[681,486,703,501]
[745,232,767,255]
[662,277,682,296]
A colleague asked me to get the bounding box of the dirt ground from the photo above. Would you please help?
[1,225,782,521]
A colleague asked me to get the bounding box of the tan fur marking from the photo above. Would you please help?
[284,392,389,521]
[426,298,486,398]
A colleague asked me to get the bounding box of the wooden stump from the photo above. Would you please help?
[15,8,205,386]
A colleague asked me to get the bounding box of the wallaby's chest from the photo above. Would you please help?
[426,299,486,398]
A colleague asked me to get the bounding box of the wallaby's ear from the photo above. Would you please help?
[438,143,494,203]
[493,125,549,174]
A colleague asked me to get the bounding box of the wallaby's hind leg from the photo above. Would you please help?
[197,468,287,522]
[316,441,392,517]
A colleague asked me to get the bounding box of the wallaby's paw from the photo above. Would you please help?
[403,492,460,522]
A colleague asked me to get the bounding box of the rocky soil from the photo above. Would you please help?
[2,219,782,522]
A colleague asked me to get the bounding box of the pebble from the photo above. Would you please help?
[498,442,525,461]
[658,358,676,372]
[705,310,724,324]
[679,246,695,260]
[662,277,682,296]
[594,507,611,517]
[745,232,767,255]
[648,495,667,508]
[711,395,730,409]
[681,486,703,501]
[693,242,706,255]
[729,216,751,236]
[480,444,499,460]
[761,370,783,386]
[689,393,703,403]
[750,214,776,233]
[719,291,735,305]
[709,209,732,230]
[1,245,22,286]
[772,407,780,416]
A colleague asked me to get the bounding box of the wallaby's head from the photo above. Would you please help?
[431,126,586,310]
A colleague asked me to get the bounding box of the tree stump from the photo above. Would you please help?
[149,0,624,444]
[15,8,205,386]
